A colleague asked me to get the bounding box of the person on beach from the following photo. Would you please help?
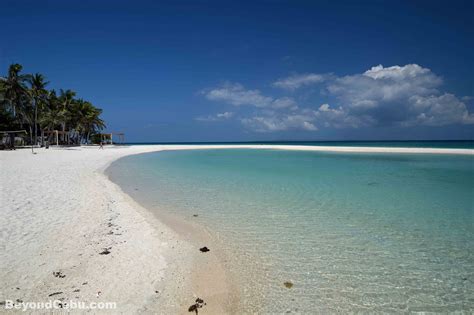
[99,141,104,149]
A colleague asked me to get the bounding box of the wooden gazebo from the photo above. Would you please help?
[0,130,27,149]
[100,132,125,145]
[42,130,71,146]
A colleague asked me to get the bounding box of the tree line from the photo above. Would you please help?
[0,63,105,145]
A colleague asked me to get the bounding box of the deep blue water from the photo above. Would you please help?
[125,140,474,149]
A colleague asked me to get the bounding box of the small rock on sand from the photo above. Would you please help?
[199,247,210,253]
[53,271,66,278]
[99,248,111,255]
[284,281,293,288]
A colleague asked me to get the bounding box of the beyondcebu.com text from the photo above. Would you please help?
[3,299,117,312]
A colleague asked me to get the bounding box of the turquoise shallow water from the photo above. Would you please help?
[108,149,474,313]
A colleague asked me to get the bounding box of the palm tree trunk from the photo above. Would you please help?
[61,122,65,143]
[11,100,16,117]
[33,98,37,146]
[29,125,33,153]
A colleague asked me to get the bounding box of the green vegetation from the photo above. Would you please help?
[0,63,105,145]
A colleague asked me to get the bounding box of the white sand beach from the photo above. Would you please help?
[0,145,197,313]
[1,144,472,313]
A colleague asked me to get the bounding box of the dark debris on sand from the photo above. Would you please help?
[99,247,111,255]
[48,292,63,297]
[199,247,210,253]
[188,297,206,314]
[284,281,293,288]
[53,271,66,278]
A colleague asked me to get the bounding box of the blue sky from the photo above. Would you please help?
[1,0,473,142]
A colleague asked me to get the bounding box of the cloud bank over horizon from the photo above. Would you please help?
[199,64,474,133]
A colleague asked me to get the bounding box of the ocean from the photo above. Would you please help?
[107,145,473,313]
[126,140,474,149]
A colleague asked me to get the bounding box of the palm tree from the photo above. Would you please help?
[1,64,30,118]
[82,103,106,144]
[69,99,106,144]
[58,89,76,143]
[28,73,49,145]
[0,76,6,102]
[0,64,35,149]
[0,76,10,127]
[1,63,107,148]
[38,90,59,142]
[0,105,16,130]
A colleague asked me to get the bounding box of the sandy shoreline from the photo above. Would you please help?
[1,144,472,313]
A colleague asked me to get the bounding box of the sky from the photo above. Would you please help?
[1,0,473,142]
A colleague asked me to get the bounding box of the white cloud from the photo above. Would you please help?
[241,113,317,132]
[200,64,473,132]
[240,103,373,132]
[195,111,234,122]
[314,104,374,128]
[273,73,325,90]
[327,64,443,108]
[216,112,234,119]
[203,82,298,110]
[204,83,272,107]
[318,103,330,112]
[324,64,473,127]
[406,94,474,126]
[272,97,298,110]
[363,64,437,81]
